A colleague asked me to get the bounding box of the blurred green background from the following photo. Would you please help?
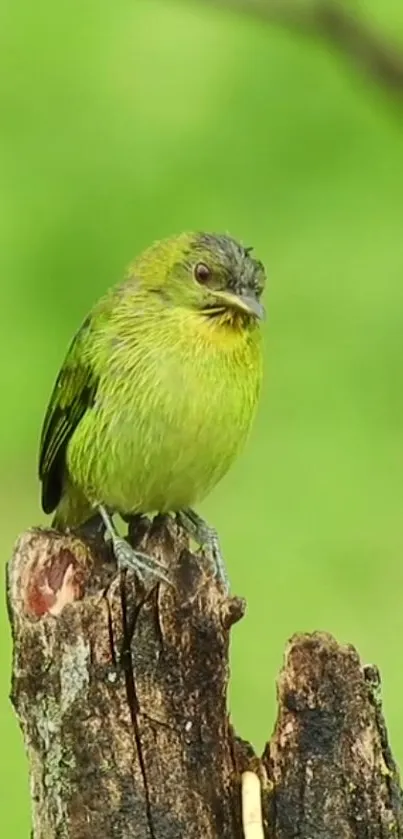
[2,0,403,831]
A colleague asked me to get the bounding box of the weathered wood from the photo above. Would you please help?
[7,515,403,838]
[263,633,403,837]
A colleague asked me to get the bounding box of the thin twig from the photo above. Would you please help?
[197,0,403,97]
[241,772,264,839]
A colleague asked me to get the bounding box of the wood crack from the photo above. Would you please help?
[121,579,156,839]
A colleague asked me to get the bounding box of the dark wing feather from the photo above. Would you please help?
[39,321,98,514]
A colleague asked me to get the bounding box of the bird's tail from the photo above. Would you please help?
[51,482,95,532]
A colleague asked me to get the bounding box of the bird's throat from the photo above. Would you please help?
[201,306,253,331]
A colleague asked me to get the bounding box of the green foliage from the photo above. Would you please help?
[1,0,403,832]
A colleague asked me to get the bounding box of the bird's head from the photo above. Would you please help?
[130,232,266,327]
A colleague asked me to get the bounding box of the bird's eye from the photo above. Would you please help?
[194,262,211,284]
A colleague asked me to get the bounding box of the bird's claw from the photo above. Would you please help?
[97,506,171,585]
[112,536,172,585]
[177,509,229,592]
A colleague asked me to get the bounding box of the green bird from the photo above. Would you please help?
[39,232,266,586]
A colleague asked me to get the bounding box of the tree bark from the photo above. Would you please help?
[7,516,403,838]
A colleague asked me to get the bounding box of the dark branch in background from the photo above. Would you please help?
[198,0,403,98]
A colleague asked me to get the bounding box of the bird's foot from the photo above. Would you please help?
[98,505,171,585]
[112,537,171,584]
[177,508,229,592]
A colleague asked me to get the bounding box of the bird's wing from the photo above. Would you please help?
[39,318,99,514]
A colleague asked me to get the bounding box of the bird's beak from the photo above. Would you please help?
[212,290,266,321]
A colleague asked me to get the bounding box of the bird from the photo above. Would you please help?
[38,232,266,588]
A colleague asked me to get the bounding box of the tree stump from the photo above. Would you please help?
[6,515,403,838]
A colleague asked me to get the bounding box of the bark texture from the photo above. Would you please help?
[7,515,403,838]
[263,634,403,837]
